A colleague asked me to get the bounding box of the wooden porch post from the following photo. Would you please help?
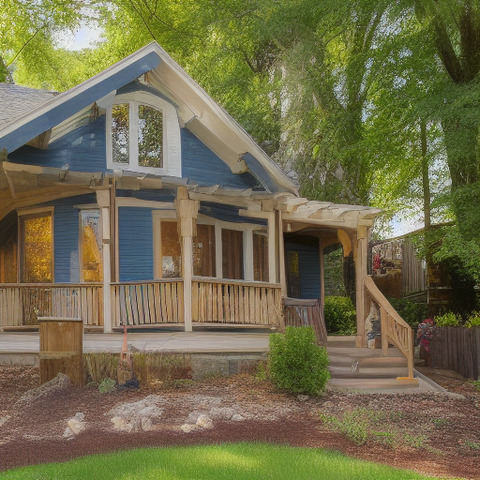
[267,212,276,284]
[176,187,199,332]
[276,209,287,296]
[355,226,368,348]
[96,188,112,333]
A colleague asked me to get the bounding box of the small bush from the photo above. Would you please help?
[387,298,427,328]
[98,377,116,394]
[269,326,330,395]
[435,312,461,327]
[465,311,480,328]
[324,296,356,334]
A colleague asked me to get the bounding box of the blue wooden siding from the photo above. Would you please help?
[285,236,321,299]
[116,189,176,203]
[118,207,154,282]
[49,194,97,283]
[181,129,262,190]
[1,51,161,154]
[9,116,106,172]
[199,202,267,225]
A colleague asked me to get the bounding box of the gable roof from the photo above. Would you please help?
[0,84,57,129]
[0,43,298,195]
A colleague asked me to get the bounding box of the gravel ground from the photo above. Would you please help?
[0,366,479,479]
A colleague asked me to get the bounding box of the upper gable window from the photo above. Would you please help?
[107,92,181,177]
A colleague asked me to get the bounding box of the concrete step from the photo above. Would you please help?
[329,365,408,379]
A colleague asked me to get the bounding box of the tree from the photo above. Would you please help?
[0,0,84,84]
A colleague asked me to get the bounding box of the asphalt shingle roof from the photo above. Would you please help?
[0,83,57,130]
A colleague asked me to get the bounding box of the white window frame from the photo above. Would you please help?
[106,91,181,177]
[152,211,267,282]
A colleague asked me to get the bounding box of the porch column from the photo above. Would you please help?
[176,187,199,332]
[319,238,325,313]
[96,188,112,334]
[276,209,287,296]
[267,212,276,283]
[355,226,368,347]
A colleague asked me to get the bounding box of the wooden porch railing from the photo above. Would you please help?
[112,279,184,327]
[192,277,283,327]
[364,276,415,379]
[0,283,103,327]
[283,297,328,346]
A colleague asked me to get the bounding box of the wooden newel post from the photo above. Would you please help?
[354,226,368,348]
[176,187,199,332]
[38,317,84,386]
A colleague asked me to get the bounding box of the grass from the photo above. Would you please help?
[2,443,438,480]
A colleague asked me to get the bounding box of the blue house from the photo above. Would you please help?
[0,43,414,377]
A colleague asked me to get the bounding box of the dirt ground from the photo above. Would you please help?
[0,366,479,479]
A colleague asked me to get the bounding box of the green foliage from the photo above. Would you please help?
[84,353,118,384]
[434,312,461,327]
[98,377,116,394]
[387,298,427,328]
[268,327,330,395]
[465,312,480,329]
[471,380,480,392]
[324,296,356,334]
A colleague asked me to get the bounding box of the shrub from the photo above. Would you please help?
[435,311,461,327]
[387,298,427,328]
[269,326,330,395]
[465,312,480,328]
[324,296,356,334]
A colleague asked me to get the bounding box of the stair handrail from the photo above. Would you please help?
[364,276,415,379]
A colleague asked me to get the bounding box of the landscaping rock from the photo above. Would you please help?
[209,406,236,420]
[297,395,310,402]
[107,395,164,432]
[0,416,10,427]
[180,423,197,433]
[196,414,213,429]
[15,373,72,407]
[231,414,245,422]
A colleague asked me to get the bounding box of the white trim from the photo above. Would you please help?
[17,206,54,217]
[116,197,175,209]
[106,91,181,177]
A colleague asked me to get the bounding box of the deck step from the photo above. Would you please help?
[329,365,408,379]
[328,377,419,391]
[328,355,407,368]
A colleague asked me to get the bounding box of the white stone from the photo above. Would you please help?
[231,414,245,422]
[181,423,197,433]
[0,416,10,427]
[297,395,310,402]
[111,416,132,432]
[196,414,213,429]
[63,427,75,440]
[186,411,202,424]
[209,407,236,420]
[67,418,85,435]
[141,417,153,432]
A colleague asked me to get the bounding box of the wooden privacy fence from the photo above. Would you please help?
[112,279,184,327]
[283,297,328,346]
[430,327,480,380]
[0,283,103,327]
[192,278,283,327]
[364,276,415,379]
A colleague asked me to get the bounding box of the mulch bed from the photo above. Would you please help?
[1,366,479,479]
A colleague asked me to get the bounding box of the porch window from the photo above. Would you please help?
[80,210,102,282]
[193,224,216,277]
[253,231,269,282]
[19,211,53,283]
[160,221,181,278]
[222,229,244,280]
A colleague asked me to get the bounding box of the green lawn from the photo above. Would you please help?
[2,443,443,480]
